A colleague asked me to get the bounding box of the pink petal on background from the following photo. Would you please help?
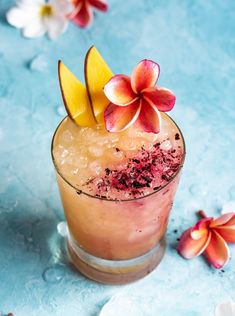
[222,213,235,226]
[178,227,211,259]
[190,218,213,240]
[214,226,235,243]
[104,100,141,132]
[70,0,83,18]
[211,213,235,243]
[135,99,161,133]
[89,0,108,11]
[104,75,138,106]
[210,213,235,228]
[71,1,93,28]
[131,60,160,93]
[204,230,229,269]
[143,87,176,112]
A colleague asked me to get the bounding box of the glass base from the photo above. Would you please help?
[67,235,166,285]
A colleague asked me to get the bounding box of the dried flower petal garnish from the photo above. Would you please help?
[178,210,235,269]
[104,60,176,134]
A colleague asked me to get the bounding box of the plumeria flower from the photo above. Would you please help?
[103,60,176,134]
[178,210,235,269]
[214,301,235,316]
[6,0,73,40]
[70,0,108,28]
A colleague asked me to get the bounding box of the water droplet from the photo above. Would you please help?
[57,106,66,117]
[29,55,48,72]
[57,221,67,237]
[189,184,208,197]
[221,201,235,214]
[43,264,66,283]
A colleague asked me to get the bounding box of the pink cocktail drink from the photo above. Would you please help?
[52,113,185,284]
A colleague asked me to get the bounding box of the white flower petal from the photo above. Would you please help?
[46,16,68,40]
[17,0,45,8]
[49,0,74,14]
[215,301,235,316]
[7,0,70,40]
[6,8,30,28]
[22,18,46,38]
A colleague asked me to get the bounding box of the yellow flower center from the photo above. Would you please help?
[40,5,53,17]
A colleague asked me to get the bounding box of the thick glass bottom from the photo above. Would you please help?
[67,235,166,285]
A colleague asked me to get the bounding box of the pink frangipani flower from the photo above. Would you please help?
[178,210,235,269]
[70,0,108,28]
[103,60,176,134]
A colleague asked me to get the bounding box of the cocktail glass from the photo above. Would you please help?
[51,114,185,284]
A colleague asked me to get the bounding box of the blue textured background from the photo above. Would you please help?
[1,1,235,315]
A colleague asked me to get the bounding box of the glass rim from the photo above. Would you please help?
[51,114,186,203]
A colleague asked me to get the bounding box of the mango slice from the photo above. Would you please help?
[58,61,96,127]
[85,46,113,123]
